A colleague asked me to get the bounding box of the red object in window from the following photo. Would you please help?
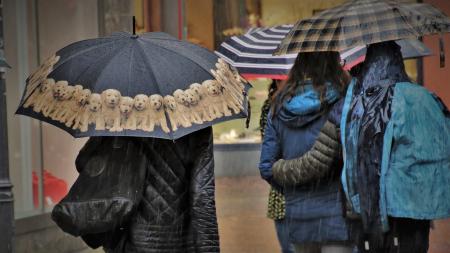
[32,170,68,207]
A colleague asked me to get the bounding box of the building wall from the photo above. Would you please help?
[423,2,450,252]
[4,0,40,220]
[38,0,98,194]
[423,0,450,107]
[162,0,182,38]
[186,0,214,50]
[260,0,346,26]
[5,0,99,251]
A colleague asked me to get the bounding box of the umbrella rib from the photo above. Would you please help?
[139,37,214,75]
[90,41,135,93]
[70,41,131,87]
[52,39,119,72]
[386,1,420,38]
[134,43,175,139]
[124,41,134,101]
[134,42,164,96]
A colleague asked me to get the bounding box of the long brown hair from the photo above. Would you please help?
[271,51,349,116]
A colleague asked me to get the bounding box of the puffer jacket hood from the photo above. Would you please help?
[278,82,340,128]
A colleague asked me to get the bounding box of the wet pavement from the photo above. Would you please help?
[215,176,280,253]
[79,176,450,253]
[429,218,450,253]
[216,176,450,253]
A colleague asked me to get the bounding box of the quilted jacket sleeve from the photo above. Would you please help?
[188,127,220,253]
[272,120,341,186]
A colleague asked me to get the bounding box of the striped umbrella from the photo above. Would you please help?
[275,0,450,55]
[215,25,430,80]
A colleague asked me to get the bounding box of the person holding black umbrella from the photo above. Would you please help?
[64,128,219,252]
[16,31,250,252]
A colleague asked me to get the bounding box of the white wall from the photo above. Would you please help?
[3,0,99,217]
[37,0,98,189]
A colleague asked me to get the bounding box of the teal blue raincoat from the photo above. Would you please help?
[341,81,450,231]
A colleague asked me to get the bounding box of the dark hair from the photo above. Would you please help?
[267,80,278,99]
[350,62,363,77]
[271,51,349,116]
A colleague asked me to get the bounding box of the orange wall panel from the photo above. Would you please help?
[423,0,450,107]
[186,0,214,50]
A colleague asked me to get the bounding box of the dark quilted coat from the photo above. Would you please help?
[78,127,219,253]
[121,127,219,253]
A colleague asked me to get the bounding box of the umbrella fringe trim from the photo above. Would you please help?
[21,57,248,134]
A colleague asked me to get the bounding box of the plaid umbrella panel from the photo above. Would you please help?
[275,0,450,55]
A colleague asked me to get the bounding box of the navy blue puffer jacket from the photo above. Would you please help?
[259,83,350,244]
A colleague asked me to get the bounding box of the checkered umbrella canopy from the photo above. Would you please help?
[275,0,450,55]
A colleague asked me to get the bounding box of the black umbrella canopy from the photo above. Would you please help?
[16,32,250,139]
[275,0,450,55]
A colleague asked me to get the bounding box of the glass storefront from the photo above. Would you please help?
[4,0,140,219]
[4,0,100,218]
[4,0,174,220]
[4,0,42,218]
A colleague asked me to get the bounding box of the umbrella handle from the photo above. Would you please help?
[245,99,251,129]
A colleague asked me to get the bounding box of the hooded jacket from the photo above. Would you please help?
[259,83,350,243]
[342,79,450,230]
[341,42,450,233]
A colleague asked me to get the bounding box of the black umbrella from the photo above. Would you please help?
[16,32,250,139]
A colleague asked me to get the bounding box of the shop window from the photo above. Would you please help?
[4,0,44,218]
[98,0,134,36]
[6,0,155,218]
[213,78,272,143]
[5,0,99,218]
